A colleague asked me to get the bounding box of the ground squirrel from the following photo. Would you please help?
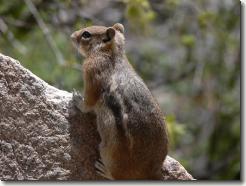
[71,23,168,180]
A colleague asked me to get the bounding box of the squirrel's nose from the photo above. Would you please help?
[70,33,77,43]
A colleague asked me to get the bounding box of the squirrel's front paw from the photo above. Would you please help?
[72,89,84,112]
[72,89,91,113]
[72,89,83,102]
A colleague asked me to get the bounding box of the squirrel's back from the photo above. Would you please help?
[96,56,168,179]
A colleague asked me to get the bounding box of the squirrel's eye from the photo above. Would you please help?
[81,31,91,39]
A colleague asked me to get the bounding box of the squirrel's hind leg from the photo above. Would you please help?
[95,158,113,180]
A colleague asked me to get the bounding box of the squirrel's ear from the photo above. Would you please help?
[106,27,115,40]
[113,23,124,33]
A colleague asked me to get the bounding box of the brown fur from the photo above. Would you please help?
[71,23,168,180]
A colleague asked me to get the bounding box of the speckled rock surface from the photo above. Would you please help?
[0,53,193,181]
[162,156,194,180]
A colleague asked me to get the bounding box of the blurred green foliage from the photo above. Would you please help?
[0,0,240,180]
[125,0,155,33]
[165,115,186,148]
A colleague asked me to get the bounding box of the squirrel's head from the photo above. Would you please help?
[71,23,125,57]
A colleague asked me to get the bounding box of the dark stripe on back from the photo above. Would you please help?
[104,91,124,132]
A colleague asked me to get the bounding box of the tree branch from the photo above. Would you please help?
[24,0,65,66]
